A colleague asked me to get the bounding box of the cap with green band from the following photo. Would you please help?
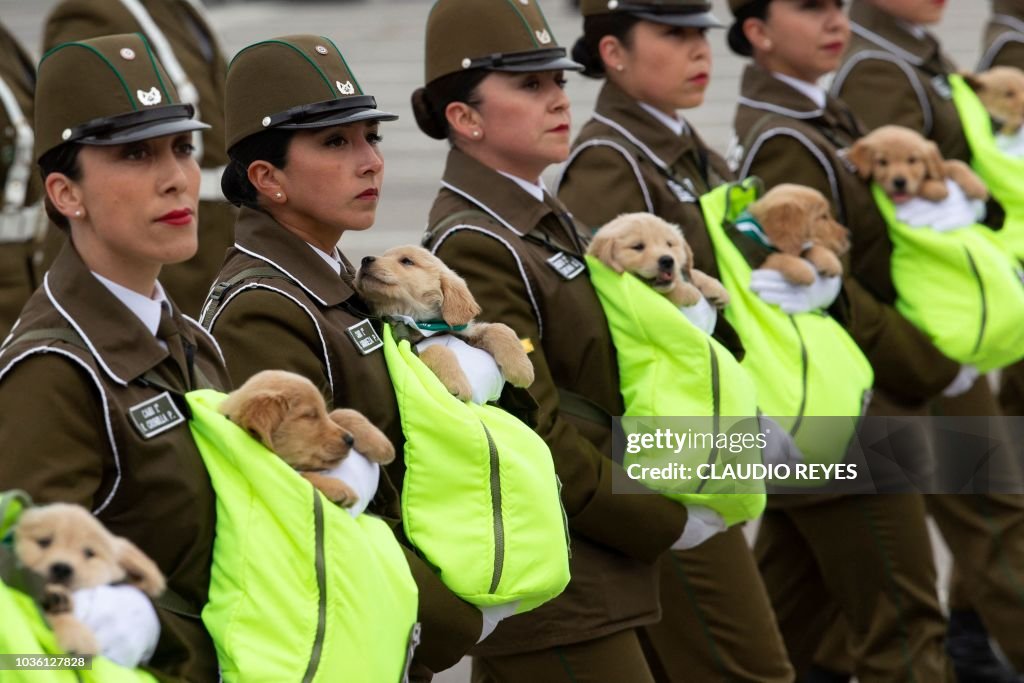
[224,34,398,150]
[34,33,208,161]
[579,0,723,28]
[424,0,582,85]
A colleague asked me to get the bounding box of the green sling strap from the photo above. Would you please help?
[702,181,874,480]
[382,325,570,612]
[586,256,765,526]
[187,390,420,683]
[948,73,1024,259]
[0,491,158,683]
[870,184,1024,372]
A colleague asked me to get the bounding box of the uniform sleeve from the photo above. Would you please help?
[208,289,331,398]
[0,352,105,506]
[834,57,928,134]
[985,39,1024,70]
[744,135,961,402]
[434,229,685,562]
[557,145,651,232]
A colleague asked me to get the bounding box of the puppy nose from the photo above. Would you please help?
[892,177,907,190]
[361,256,375,266]
[343,433,355,447]
[49,562,73,583]
[658,255,675,271]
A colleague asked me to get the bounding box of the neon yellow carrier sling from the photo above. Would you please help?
[586,255,765,526]
[869,184,1024,372]
[187,390,420,683]
[0,491,157,683]
[702,181,874,478]
[382,325,570,613]
[949,73,1024,259]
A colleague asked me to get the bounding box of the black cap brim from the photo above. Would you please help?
[493,54,584,73]
[277,107,399,129]
[80,117,210,146]
[633,9,723,28]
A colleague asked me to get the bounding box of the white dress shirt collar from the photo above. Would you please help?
[91,271,168,338]
[638,102,689,137]
[497,170,547,203]
[772,71,827,109]
[307,242,343,276]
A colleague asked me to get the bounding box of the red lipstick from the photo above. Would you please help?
[157,208,193,226]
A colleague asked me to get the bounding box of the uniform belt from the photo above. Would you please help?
[0,204,42,243]
[199,166,226,202]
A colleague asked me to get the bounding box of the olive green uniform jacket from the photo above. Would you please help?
[0,241,232,682]
[980,0,1024,70]
[556,80,744,357]
[422,148,686,656]
[43,0,235,317]
[0,23,43,340]
[733,64,959,405]
[201,207,482,676]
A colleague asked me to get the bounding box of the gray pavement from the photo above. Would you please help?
[1,0,981,679]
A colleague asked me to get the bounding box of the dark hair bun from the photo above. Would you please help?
[727,21,754,57]
[571,35,605,79]
[411,87,448,140]
[220,158,254,208]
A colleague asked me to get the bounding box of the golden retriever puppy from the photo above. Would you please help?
[965,66,1024,136]
[14,504,165,656]
[744,184,850,285]
[588,212,729,306]
[847,125,989,203]
[219,370,395,506]
[355,245,534,402]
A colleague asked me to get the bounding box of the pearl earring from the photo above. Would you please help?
[472,130,480,138]
[74,209,82,217]
[275,192,283,199]
[763,39,773,50]
[615,64,624,72]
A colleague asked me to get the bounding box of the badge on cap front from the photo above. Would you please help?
[128,392,186,439]
[547,252,585,280]
[347,319,383,354]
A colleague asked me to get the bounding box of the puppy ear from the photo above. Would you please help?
[846,139,874,180]
[754,200,808,256]
[439,269,481,327]
[962,71,985,93]
[682,241,696,282]
[923,141,946,181]
[588,229,623,273]
[228,391,288,450]
[113,537,166,598]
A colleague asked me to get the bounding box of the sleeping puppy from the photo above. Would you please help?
[847,125,989,203]
[964,66,1024,136]
[588,212,729,307]
[354,245,534,402]
[14,504,165,656]
[220,369,395,506]
[743,184,850,285]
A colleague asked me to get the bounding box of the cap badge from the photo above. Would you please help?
[535,29,552,45]
[137,87,162,106]
[337,80,355,95]
[119,47,136,60]
[315,45,329,55]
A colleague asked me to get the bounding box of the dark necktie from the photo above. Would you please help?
[157,306,193,391]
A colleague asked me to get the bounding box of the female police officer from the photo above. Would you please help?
[0,33,231,680]
[554,3,795,682]
[198,35,482,680]
[412,0,735,680]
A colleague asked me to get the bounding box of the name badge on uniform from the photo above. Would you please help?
[667,178,698,203]
[931,74,953,100]
[346,319,383,355]
[128,392,185,439]
[546,252,585,280]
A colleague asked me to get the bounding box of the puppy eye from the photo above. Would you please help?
[877,159,889,167]
[304,411,318,420]
[400,257,414,266]
[908,157,918,164]
[1007,90,1015,97]
[36,537,52,549]
[667,241,676,247]
[83,548,95,559]
[631,243,645,251]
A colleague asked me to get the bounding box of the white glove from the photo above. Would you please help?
[759,416,804,467]
[321,448,380,518]
[72,584,160,668]
[416,334,505,404]
[996,128,1024,158]
[679,295,717,335]
[749,267,841,314]
[942,364,979,398]
[477,601,519,643]
[671,505,727,551]
[895,179,985,232]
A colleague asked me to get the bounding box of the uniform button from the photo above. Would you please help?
[120,47,136,60]
[608,0,619,8]
[315,45,328,55]
[462,58,472,69]
[61,128,72,140]
[262,116,272,127]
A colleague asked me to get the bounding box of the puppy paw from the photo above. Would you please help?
[49,615,99,657]
[764,253,816,285]
[804,245,843,278]
[41,585,72,614]
[920,179,951,202]
[469,323,535,388]
[328,409,396,464]
[419,344,475,401]
[690,269,730,308]
[304,473,360,507]
[944,160,990,201]
[667,282,703,307]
